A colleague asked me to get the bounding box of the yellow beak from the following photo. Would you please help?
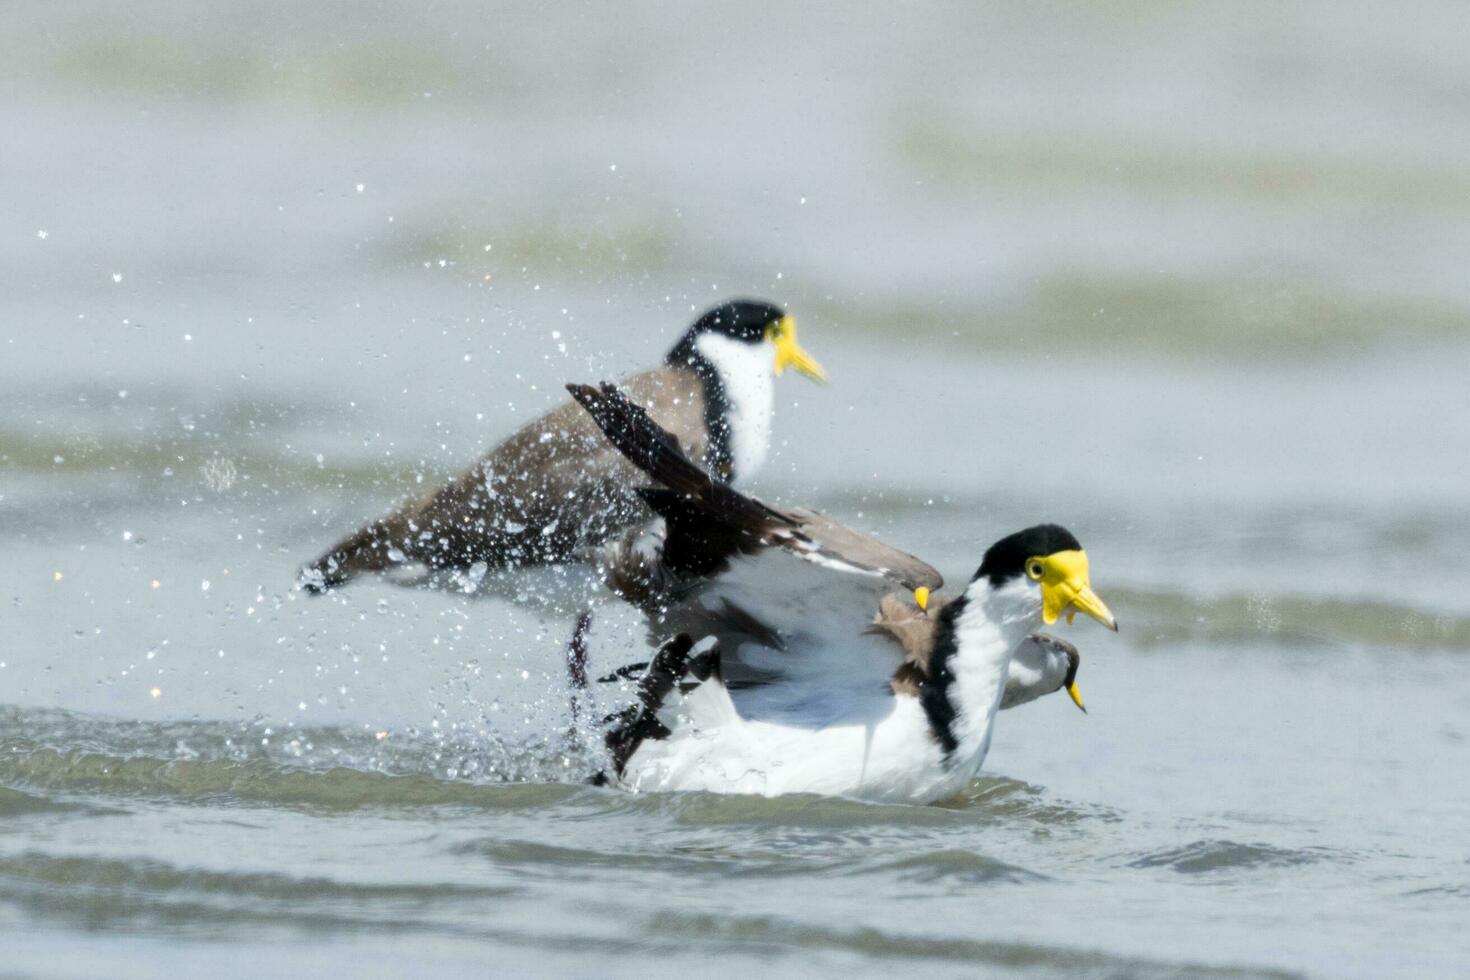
[769,316,827,383]
[913,586,930,611]
[1065,680,1087,713]
[1036,550,1118,631]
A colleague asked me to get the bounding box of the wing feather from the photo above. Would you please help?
[567,382,942,593]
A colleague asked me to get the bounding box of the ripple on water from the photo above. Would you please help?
[852,848,1046,885]
[0,706,1121,831]
[455,834,1046,886]
[645,912,1300,978]
[548,774,1111,837]
[0,851,518,938]
[0,745,583,813]
[943,776,1123,826]
[1402,884,1470,899]
[1109,587,1470,653]
[1127,839,1343,874]
[587,787,965,829]
[0,706,597,810]
[0,785,75,817]
[451,837,855,882]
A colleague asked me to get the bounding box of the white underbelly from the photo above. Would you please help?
[620,698,970,803]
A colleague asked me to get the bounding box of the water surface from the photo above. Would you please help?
[4,2,1470,976]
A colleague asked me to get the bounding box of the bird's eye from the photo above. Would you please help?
[1025,559,1045,581]
[765,323,782,340]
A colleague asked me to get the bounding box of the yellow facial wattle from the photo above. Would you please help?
[1027,549,1117,631]
[767,315,827,383]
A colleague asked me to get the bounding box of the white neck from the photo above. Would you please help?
[942,576,1042,774]
[693,332,774,483]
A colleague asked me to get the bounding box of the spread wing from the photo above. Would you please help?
[567,382,943,596]
[568,380,947,728]
[569,381,1077,726]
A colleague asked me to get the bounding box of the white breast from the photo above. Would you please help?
[693,332,774,483]
[619,694,964,802]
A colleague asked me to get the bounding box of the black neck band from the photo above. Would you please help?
[666,349,735,483]
[917,595,967,757]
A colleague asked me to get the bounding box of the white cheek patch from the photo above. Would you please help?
[975,575,1044,629]
[694,332,774,482]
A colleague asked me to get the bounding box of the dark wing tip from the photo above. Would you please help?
[296,558,343,595]
[565,381,600,405]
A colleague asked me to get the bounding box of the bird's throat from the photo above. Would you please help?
[920,583,1037,767]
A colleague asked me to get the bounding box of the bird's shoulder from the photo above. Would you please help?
[869,591,957,693]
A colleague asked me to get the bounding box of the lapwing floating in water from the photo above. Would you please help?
[299,300,826,592]
[566,382,1113,803]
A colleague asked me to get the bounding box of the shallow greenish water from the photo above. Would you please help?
[5,1,1470,977]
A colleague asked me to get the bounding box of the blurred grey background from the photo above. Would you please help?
[9,0,1469,368]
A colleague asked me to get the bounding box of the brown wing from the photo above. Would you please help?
[568,381,943,596]
[780,507,945,592]
[301,366,708,591]
[871,591,956,695]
